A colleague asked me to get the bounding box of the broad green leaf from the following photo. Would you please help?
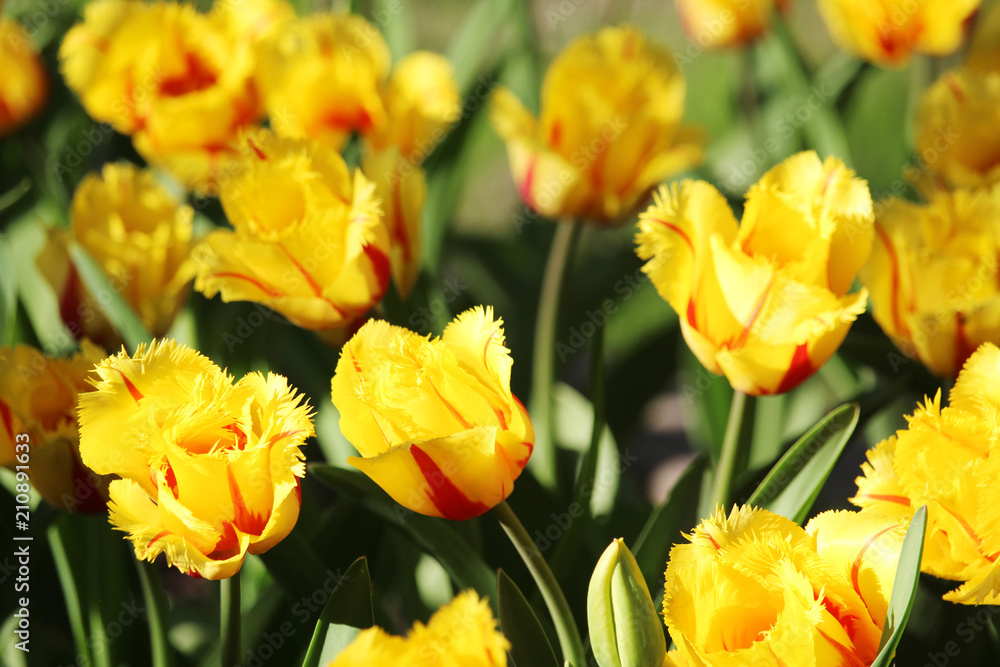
[302,557,374,667]
[68,243,153,350]
[747,403,859,525]
[498,570,559,667]
[871,505,928,667]
[631,456,706,591]
[309,465,497,608]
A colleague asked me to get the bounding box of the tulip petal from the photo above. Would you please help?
[348,425,508,521]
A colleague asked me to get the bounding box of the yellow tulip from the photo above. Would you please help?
[77,339,314,579]
[36,163,195,346]
[676,0,791,48]
[59,0,264,193]
[329,591,509,666]
[663,506,906,666]
[330,306,533,520]
[852,342,1000,604]
[193,129,390,332]
[256,13,389,151]
[0,18,47,136]
[0,342,110,512]
[915,68,1000,191]
[491,25,703,223]
[818,0,980,67]
[636,151,873,395]
[209,0,293,44]
[366,51,461,162]
[861,187,1000,378]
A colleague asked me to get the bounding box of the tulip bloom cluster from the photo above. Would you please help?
[853,343,1000,605]
[636,151,874,395]
[0,342,109,512]
[77,340,314,579]
[59,0,274,192]
[865,9,1000,377]
[662,506,906,666]
[38,163,195,346]
[193,130,390,333]
[0,17,47,135]
[331,307,534,520]
[491,25,703,223]
[329,591,508,666]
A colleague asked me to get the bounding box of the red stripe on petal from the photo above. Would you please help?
[209,272,283,298]
[411,445,490,521]
[228,466,269,536]
[146,530,170,552]
[0,400,14,443]
[519,156,538,212]
[114,368,144,402]
[851,523,902,602]
[774,342,815,394]
[363,242,391,293]
[210,521,241,558]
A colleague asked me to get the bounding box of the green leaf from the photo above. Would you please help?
[746,403,859,525]
[631,456,706,591]
[309,465,497,607]
[498,570,559,667]
[301,557,374,667]
[135,561,175,667]
[0,235,17,345]
[68,243,153,350]
[871,505,928,667]
[445,0,514,93]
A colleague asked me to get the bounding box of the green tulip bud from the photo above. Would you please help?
[587,538,666,667]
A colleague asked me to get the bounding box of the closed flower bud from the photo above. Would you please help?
[0,18,47,135]
[676,0,791,49]
[329,591,509,666]
[491,25,703,223]
[853,342,1000,604]
[330,306,533,520]
[193,130,391,332]
[36,163,195,347]
[77,339,314,579]
[256,13,390,151]
[588,538,666,667]
[818,0,980,67]
[636,151,873,395]
[663,506,906,666]
[0,342,110,513]
[862,187,1000,377]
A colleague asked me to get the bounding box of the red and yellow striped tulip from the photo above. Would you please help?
[77,339,314,579]
[330,307,533,520]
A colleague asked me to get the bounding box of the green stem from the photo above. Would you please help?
[711,390,754,511]
[529,220,583,489]
[136,561,174,667]
[220,571,242,667]
[572,323,606,508]
[492,500,585,667]
[48,515,93,667]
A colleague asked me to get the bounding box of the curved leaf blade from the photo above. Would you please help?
[301,556,374,667]
[747,403,859,524]
[872,505,928,667]
[498,569,559,667]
